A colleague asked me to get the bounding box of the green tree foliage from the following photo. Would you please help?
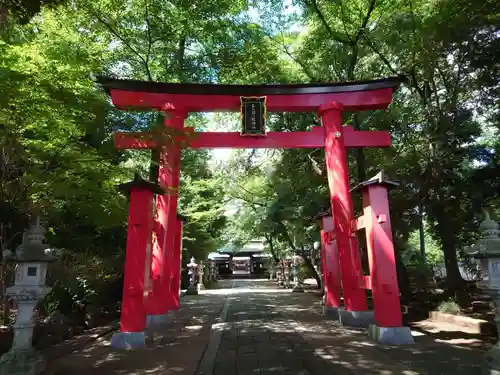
[285,0,500,292]
[0,0,498,319]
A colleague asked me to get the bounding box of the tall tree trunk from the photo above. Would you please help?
[265,234,279,263]
[0,263,8,325]
[299,250,322,289]
[277,221,322,288]
[435,210,465,293]
[394,246,411,306]
[419,205,426,259]
[0,2,7,40]
[177,35,186,80]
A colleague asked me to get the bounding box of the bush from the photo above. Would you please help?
[438,298,461,315]
[40,250,123,325]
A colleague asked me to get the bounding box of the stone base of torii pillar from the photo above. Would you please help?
[146,313,173,327]
[322,304,340,320]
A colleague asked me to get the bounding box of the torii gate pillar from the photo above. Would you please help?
[318,214,342,319]
[320,102,374,328]
[111,176,164,349]
[146,109,186,326]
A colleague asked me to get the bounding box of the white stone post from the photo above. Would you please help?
[0,217,60,375]
[198,260,206,291]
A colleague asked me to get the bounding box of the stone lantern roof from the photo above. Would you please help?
[468,211,500,258]
[5,217,59,263]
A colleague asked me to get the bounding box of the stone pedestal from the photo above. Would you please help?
[292,284,304,292]
[338,307,375,328]
[0,349,46,375]
[186,284,199,295]
[467,212,500,373]
[485,292,500,372]
[111,332,147,349]
[368,325,415,345]
[146,313,173,327]
[323,305,340,320]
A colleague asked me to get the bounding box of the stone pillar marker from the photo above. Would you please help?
[0,217,60,375]
[466,212,500,374]
[198,260,206,291]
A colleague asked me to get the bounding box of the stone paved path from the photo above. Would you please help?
[47,279,487,375]
[46,287,229,375]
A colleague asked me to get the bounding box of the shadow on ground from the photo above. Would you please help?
[215,281,487,375]
[46,294,226,375]
[46,280,488,375]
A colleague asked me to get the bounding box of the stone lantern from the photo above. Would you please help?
[466,212,500,374]
[313,241,322,275]
[0,217,60,375]
[277,260,285,287]
[292,255,304,293]
[186,257,199,295]
[284,259,292,288]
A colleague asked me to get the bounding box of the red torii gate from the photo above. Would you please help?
[96,76,413,348]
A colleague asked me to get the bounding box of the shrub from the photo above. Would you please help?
[40,250,123,325]
[437,298,461,315]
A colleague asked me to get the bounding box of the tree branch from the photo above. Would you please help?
[92,11,153,81]
[265,234,280,263]
[308,0,354,45]
[362,34,399,77]
[356,0,376,44]
[144,0,153,72]
[277,220,296,251]
[281,40,319,82]
[347,0,376,79]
